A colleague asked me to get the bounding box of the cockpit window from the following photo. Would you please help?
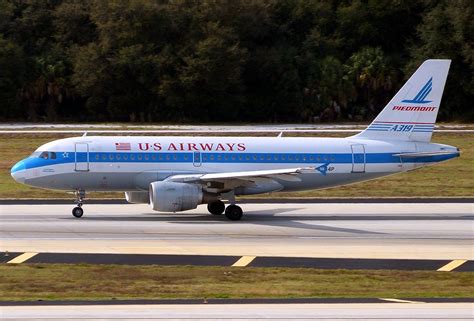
[32,151,57,159]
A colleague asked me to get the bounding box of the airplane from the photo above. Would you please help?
[10,59,459,221]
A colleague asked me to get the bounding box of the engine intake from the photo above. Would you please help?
[149,181,203,212]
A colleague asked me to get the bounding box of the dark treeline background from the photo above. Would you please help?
[0,0,472,123]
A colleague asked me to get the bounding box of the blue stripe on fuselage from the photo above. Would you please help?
[14,151,459,172]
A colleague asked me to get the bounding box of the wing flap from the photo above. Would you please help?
[166,167,315,183]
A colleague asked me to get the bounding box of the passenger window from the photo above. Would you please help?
[109,154,114,160]
[95,154,99,160]
[102,154,107,160]
[130,154,135,160]
[145,155,149,161]
[123,154,128,160]
[39,152,49,159]
[152,155,156,161]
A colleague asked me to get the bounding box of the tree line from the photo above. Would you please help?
[0,0,472,123]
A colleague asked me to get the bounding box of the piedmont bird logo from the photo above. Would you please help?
[402,77,433,104]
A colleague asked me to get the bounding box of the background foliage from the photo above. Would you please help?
[0,0,472,122]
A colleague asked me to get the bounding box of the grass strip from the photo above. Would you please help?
[0,264,472,301]
[0,132,472,198]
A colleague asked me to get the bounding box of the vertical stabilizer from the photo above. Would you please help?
[354,59,451,142]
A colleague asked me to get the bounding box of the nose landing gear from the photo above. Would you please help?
[72,206,83,218]
[72,189,85,218]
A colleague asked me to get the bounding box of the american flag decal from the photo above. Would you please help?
[115,142,131,151]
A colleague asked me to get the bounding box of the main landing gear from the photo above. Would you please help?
[72,189,85,218]
[207,200,243,221]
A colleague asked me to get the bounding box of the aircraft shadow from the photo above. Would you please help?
[64,207,385,235]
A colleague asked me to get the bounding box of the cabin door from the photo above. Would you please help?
[75,143,89,171]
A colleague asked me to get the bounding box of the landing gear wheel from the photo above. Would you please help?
[225,205,243,221]
[207,201,225,215]
[72,206,84,218]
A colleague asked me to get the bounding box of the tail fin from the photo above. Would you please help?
[354,59,451,142]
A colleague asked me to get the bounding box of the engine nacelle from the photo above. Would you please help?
[125,191,149,204]
[149,181,203,212]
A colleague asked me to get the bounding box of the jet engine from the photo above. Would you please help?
[149,181,205,212]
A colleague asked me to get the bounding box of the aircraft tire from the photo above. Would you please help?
[72,206,84,218]
[225,205,243,221]
[207,201,225,215]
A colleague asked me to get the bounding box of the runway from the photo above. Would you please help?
[1,202,472,260]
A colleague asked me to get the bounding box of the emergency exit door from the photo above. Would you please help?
[351,144,366,173]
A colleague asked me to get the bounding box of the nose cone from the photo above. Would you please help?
[11,160,26,184]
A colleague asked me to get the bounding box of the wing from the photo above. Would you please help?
[165,167,316,194]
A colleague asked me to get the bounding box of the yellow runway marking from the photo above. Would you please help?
[6,252,38,264]
[232,256,256,267]
[437,259,468,272]
[379,298,425,304]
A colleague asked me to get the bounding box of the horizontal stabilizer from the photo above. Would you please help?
[393,151,458,158]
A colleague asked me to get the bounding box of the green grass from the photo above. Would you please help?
[0,264,472,301]
[0,132,472,199]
